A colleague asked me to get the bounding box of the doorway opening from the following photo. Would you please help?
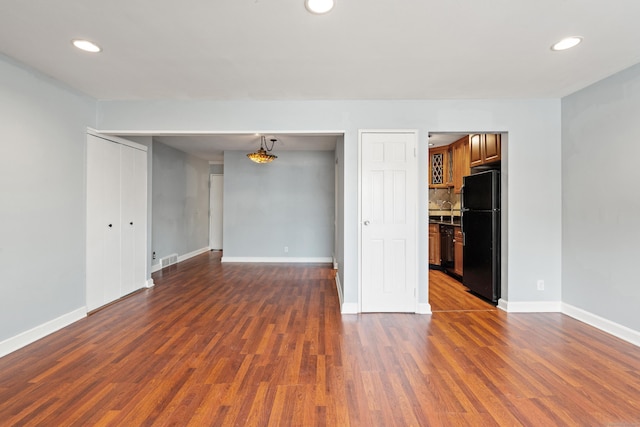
[113,131,345,300]
[427,132,507,312]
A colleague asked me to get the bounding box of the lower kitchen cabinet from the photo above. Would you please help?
[453,226,463,276]
[429,223,440,266]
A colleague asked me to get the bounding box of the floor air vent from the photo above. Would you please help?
[160,253,178,268]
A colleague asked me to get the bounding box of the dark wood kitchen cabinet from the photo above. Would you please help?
[453,226,463,276]
[429,223,440,265]
[470,134,501,167]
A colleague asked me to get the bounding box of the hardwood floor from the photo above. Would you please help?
[428,269,497,312]
[1,252,639,426]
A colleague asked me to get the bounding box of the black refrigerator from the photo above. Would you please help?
[461,170,500,303]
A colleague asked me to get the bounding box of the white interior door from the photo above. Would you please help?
[209,174,223,250]
[120,144,147,296]
[360,131,417,312]
[87,132,148,311]
[86,134,121,310]
[120,145,135,296]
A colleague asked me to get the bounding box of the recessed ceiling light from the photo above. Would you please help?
[551,36,583,51]
[305,0,335,14]
[72,39,102,53]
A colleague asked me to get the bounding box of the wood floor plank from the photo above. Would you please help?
[0,252,639,425]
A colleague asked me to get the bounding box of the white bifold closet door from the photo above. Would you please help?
[86,133,147,312]
[119,144,147,297]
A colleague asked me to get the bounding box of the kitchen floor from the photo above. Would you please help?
[429,269,497,312]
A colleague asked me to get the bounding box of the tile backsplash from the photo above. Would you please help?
[429,188,461,215]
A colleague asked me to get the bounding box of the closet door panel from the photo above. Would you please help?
[87,133,147,311]
[86,136,106,311]
[101,141,122,304]
[86,135,121,310]
[120,145,147,295]
[120,145,136,296]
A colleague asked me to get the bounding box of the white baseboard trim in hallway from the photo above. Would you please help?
[151,247,211,272]
[221,257,332,263]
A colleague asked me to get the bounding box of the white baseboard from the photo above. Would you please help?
[0,307,86,358]
[146,278,155,288]
[341,302,359,314]
[562,303,640,348]
[416,303,432,314]
[178,247,210,263]
[496,300,639,348]
[221,257,333,263]
[499,299,562,313]
[151,247,211,273]
[334,273,344,307]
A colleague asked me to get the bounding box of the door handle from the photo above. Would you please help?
[363,220,370,226]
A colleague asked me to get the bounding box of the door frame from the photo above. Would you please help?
[358,129,419,313]
[209,173,224,250]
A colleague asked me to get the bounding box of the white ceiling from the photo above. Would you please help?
[1,0,640,101]
[2,1,640,159]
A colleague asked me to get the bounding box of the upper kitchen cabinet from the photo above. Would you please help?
[469,134,501,167]
[428,145,453,188]
[451,136,470,194]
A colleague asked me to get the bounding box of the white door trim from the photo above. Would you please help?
[209,174,224,250]
[358,129,419,313]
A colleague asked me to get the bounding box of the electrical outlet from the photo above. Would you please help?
[284,246,289,253]
[152,251,156,260]
[537,280,544,291]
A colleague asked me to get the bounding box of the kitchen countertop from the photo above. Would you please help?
[429,216,461,226]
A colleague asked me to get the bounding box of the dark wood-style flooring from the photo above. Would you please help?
[0,252,639,426]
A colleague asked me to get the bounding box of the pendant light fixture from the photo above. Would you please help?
[247,135,278,164]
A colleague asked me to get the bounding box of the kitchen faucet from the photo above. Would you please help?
[439,200,454,223]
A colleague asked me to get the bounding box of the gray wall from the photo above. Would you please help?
[223,150,335,258]
[0,55,95,342]
[562,62,640,332]
[152,140,210,261]
[3,43,638,352]
[209,163,223,174]
[96,98,563,311]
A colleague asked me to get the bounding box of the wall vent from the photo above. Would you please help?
[160,253,178,268]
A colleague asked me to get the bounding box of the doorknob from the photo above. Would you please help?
[363,220,370,226]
